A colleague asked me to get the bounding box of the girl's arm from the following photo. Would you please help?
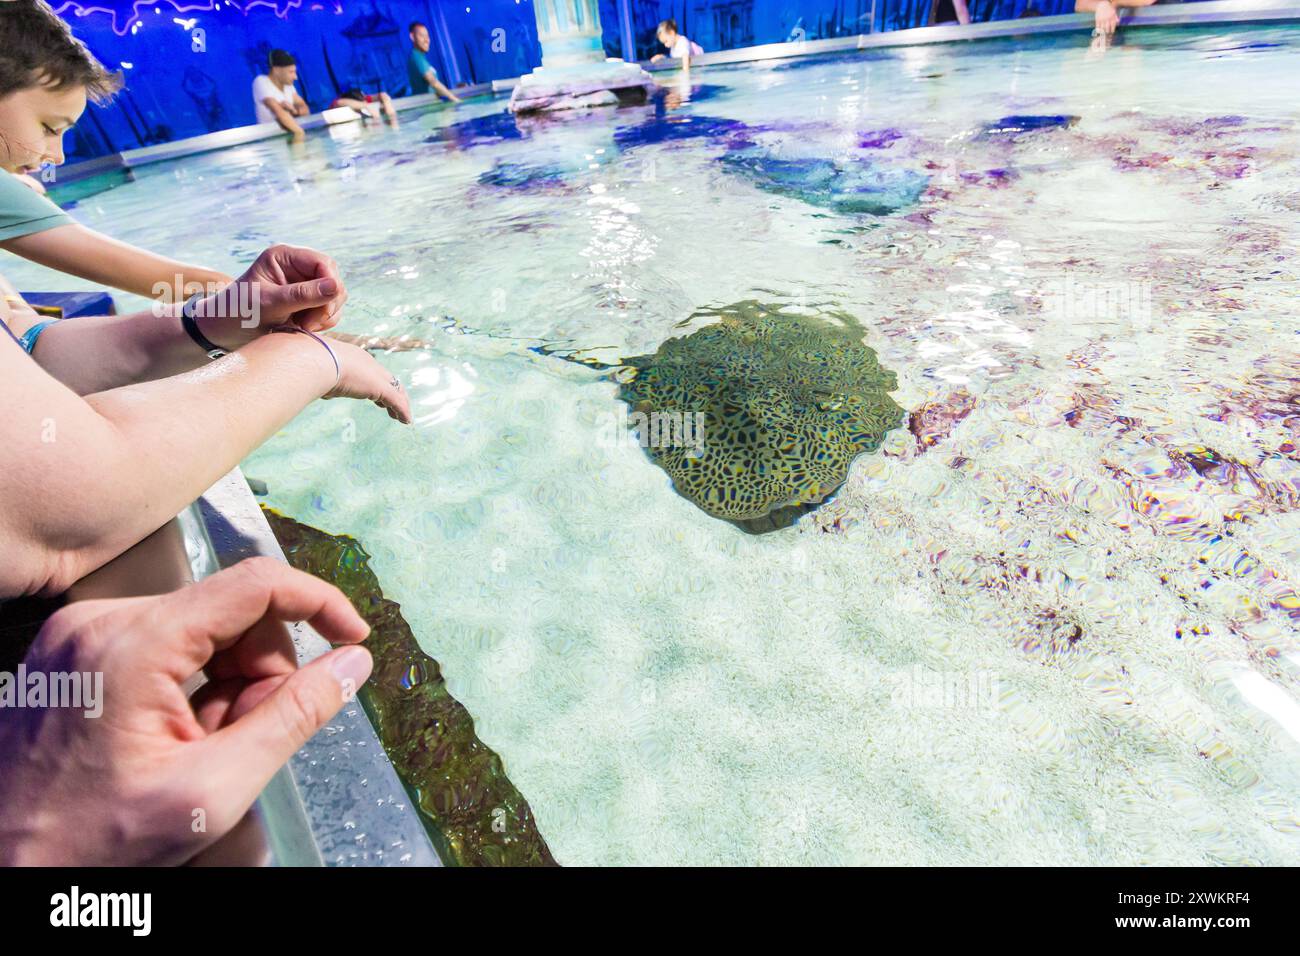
[10,245,348,395]
[1,223,232,299]
[0,329,409,599]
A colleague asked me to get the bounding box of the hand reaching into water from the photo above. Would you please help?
[1093,0,1119,35]
[0,559,372,866]
[324,339,413,423]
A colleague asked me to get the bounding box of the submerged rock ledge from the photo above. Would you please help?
[263,508,558,867]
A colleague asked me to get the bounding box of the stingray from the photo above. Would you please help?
[977,114,1081,139]
[477,159,575,190]
[612,113,754,149]
[536,301,905,533]
[719,147,929,215]
[423,110,527,150]
[858,128,906,150]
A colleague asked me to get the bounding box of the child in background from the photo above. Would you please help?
[330,87,398,124]
[651,19,703,68]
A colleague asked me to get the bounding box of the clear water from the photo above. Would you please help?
[16,24,1300,864]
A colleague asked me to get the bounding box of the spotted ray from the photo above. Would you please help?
[537,301,905,533]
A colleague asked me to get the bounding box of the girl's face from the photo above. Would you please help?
[658,29,676,48]
[0,80,87,174]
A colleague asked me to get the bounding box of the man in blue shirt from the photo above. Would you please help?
[407,22,461,102]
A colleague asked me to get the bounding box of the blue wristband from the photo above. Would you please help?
[18,319,57,355]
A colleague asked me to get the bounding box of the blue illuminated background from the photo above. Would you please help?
[56,0,544,160]
[53,0,1150,161]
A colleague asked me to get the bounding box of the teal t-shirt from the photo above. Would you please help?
[0,171,71,242]
[407,48,435,94]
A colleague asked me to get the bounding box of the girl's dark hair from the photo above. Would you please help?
[658,19,677,34]
[0,0,122,103]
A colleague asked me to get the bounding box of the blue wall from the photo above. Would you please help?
[599,0,1077,60]
[55,0,543,161]
[56,0,1085,161]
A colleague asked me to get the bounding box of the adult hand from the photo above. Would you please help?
[324,339,413,423]
[1094,0,1119,35]
[196,244,348,346]
[0,558,373,866]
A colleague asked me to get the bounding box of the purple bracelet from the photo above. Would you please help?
[273,326,341,387]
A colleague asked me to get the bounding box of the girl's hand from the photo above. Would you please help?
[323,339,413,423]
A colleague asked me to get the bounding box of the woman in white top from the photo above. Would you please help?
[651,19,703,69]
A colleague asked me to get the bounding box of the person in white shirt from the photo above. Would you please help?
[252,49,310,138]
[650,19,703,69]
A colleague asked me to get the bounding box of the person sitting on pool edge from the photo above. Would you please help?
[330,86,398,124]
[1076,0,1156,38]
[928,0,971,25]
[253,48,310,139]
[650,19,703,68]
[407,22,461,102]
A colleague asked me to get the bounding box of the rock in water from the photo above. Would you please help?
[551,302,905,533]
[262,508,557,866]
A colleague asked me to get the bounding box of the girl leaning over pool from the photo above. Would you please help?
[0,0,410,599]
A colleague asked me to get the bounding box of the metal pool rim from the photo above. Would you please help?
[195,469,444,867]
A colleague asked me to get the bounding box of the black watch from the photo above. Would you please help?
[180,292,227,360]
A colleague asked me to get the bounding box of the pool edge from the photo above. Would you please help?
[195,468,445,867]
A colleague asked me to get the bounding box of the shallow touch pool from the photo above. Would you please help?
[19,23,1300,864]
